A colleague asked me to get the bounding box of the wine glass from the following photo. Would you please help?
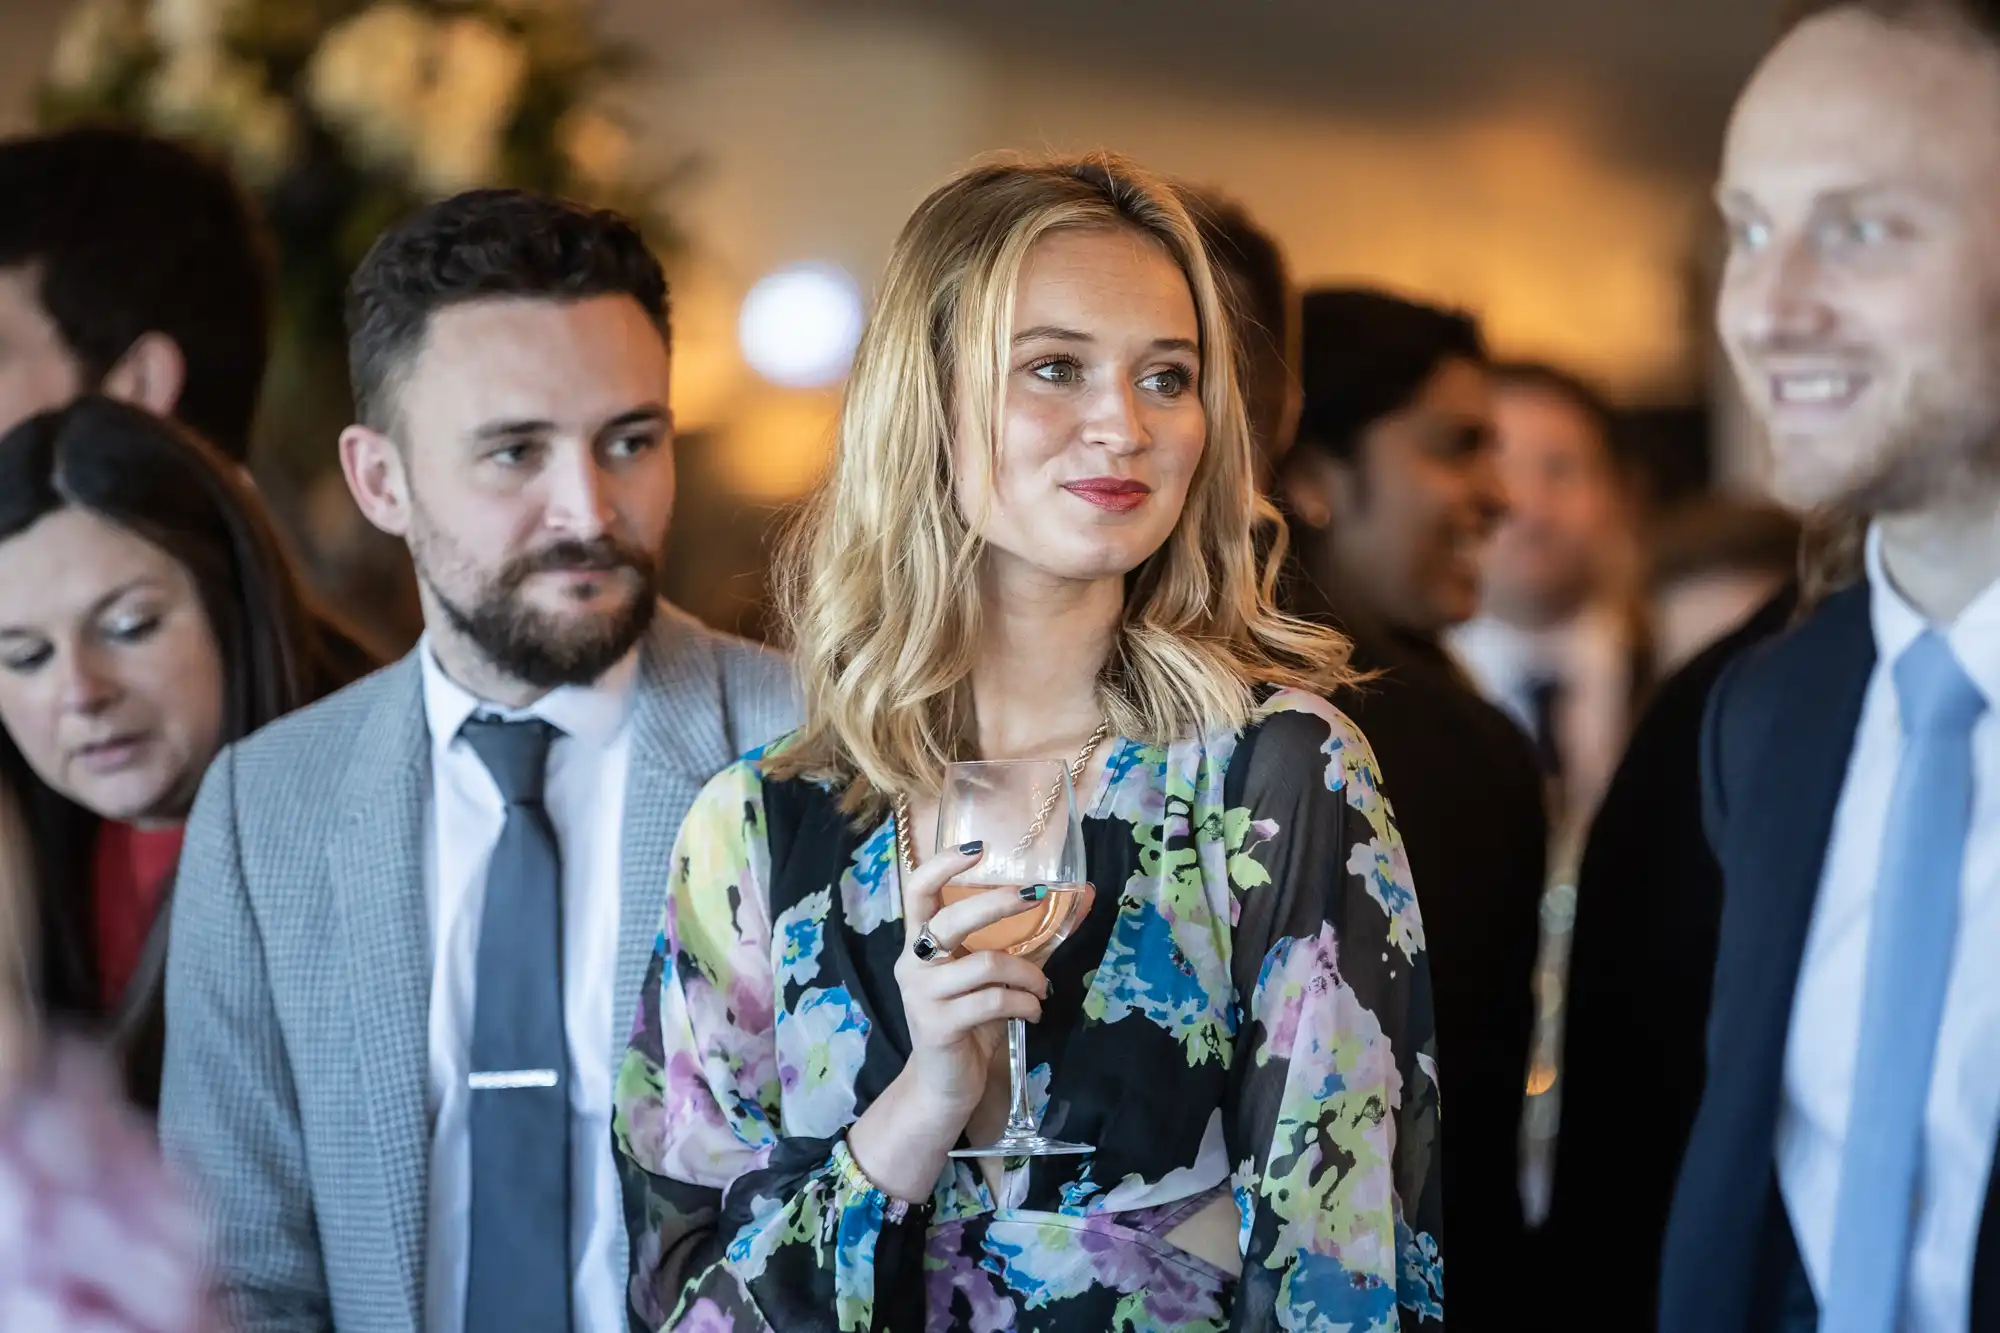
[935,758,1095,1158]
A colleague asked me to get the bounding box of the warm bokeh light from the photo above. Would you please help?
[710,389,841,502]
[666,260,751,435]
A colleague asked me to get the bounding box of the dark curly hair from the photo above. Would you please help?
[0,126,273,463]
[1294,287,1486,465]
[344,189,670,431]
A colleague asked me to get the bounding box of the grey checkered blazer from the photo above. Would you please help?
[159,603,799,1333]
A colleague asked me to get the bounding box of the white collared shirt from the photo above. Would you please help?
[418,641,635,1333]
[1447,603,1635,828]
[1778,526,2000,1333]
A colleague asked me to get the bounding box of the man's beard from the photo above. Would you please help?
[1827,383,2000,518]
[429,536,658,690]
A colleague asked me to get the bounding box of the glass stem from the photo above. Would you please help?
[1005,1018,1036,1135]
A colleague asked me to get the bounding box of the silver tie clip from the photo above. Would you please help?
[468,1069,560,1091]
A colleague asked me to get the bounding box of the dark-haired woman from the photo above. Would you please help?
[0,395,375,1108]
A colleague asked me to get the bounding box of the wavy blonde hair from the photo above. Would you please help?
[766,152,1353,815]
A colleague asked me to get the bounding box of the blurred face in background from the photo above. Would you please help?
[1290,355,1504,636]
[1717,7,2000,514]
[957,226,1208,589]
[345,294,675,692]
[1482,381,1623,627]
[0,507,224,825]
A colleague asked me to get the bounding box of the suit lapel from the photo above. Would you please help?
[1725,589,1876,1318]
[1974,1116,2000,1325]
[1744,586,1875,1023]
[1724,587,1876,1117]
[327,656,433,1328]
[614,608,728,1058]
[1669,587,1875,1330]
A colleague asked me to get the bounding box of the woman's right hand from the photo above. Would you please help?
[848,840,1052,1203]
[890,841,1051,1119]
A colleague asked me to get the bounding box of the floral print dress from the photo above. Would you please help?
[614,689,1444,1332]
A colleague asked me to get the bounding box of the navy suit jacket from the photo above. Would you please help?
[1659,582,2000,1331]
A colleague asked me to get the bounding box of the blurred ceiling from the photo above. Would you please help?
[5,0,1785,181]
[757,0,1784,179]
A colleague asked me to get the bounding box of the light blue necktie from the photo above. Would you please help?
[1823,631,1988,1333]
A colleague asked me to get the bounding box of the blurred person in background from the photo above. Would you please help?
[1544,581,1800,1331]
[1647,497,1803,675]
[1183,188,1302,489]
[615,155,1442,1331]
[1450,362,1650,846]
[1281,285,1545,1329]
[1442,361,1649,1227]
[0,126,272,464]
[0,125,388,661]
[0,397,372,1112]
[1661,0,2000,1328]
[161,190,795,1333]
[1534,287,1799,1333]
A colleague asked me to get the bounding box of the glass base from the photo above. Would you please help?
[951,1131,1094,1159]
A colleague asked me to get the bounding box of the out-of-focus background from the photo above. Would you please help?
[1,0,1782,646]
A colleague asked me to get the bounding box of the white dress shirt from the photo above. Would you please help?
[1778,527,2000,1333]
[1447,604,1634,830]
[419,642,635,1333]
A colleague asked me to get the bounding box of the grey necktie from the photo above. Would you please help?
[460,716,573,1333]
[1525,673,1565,780]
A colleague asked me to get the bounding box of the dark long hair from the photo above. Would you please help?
[0,397,368,1088]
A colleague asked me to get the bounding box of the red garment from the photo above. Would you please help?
[90,821,183,1009]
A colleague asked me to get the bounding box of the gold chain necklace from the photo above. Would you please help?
[893,723,1110,872]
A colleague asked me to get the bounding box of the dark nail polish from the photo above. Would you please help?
[1020,884,1049,901]
[1044,978,1054,998]
[958,840,984,856]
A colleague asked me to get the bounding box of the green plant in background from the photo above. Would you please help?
[36,0,682,486]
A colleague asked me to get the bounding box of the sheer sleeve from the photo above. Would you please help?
[613,760,926,1332]
[1222,693,1446,1332]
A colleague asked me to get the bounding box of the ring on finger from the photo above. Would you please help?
[912,928,951,962]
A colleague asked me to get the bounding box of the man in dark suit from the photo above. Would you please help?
[1543,582,1794,1329]
[1279,287,1548,1329]
[1661,3,2000,1330]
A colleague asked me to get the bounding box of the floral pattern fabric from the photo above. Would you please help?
[614,689,1444,1331]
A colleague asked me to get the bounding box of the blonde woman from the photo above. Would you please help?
[614,154,1444,1331]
